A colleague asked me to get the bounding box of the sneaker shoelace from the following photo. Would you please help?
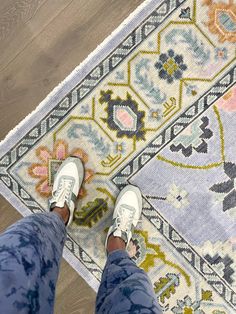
[115,204,136,232]
[52,178,73,204]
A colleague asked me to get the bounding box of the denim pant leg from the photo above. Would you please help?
[96,250,162,314]
[0,212,66,314]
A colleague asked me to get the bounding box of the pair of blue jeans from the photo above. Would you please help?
[0,212,162,313]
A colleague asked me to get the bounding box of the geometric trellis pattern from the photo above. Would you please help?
[1,0,236,313]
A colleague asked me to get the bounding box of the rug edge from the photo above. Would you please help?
[0,0,159,157]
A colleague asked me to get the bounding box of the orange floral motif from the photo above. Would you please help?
[28,139,94,198]
[216,86,236,112]
[203,0,236,43]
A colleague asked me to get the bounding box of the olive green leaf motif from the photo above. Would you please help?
[74,198,108,227]
[154,273,180,303]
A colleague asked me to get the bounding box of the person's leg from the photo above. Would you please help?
[0,156,84,314]
[96,186,162,314]
[0,210,66,314]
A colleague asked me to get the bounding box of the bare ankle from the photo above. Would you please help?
[52,204,70,224]
[107,234,126,253]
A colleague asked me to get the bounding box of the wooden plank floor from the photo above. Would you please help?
[0,0,143,313]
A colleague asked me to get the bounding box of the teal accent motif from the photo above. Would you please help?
[80,105,90,114]
[218,12,236,32]
[215,47,228,61]
[67,123,110,158]
[179,7,191,20]
[135,58,166,104]
[172,296,204,314]
[165,29,210,66]
[186,84,198,96]
[148,41,156,48]
[115,71,125,80]
[170,116,213,157]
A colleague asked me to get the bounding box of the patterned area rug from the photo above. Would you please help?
[1,0,236,312]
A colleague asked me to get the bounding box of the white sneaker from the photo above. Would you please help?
[105,185,142,249]
[49,157,84,226]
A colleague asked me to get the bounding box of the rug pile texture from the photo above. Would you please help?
[1,0,236,312]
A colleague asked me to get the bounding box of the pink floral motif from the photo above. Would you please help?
[229,237,236,250]
[116,108,135,129]
[28,139,94,198]
[216,87,236,112]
